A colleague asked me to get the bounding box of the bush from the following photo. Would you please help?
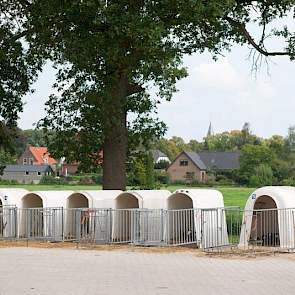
[40,176,68,185]
[91,174,103,184]
[248,164,274,187]
[154,160,170,170]
[280,177,295,186]
[155,170,170,184]
[0,179,18,185]
[249,175,260,187]
[215,174,235,185]
[77,176,95,185]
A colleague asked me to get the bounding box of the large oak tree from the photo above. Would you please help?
[1,1,295,189]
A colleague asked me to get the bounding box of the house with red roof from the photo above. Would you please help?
[18,146,58,168]
[18,146,103,176]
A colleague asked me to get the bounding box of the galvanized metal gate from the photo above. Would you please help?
[0,206,17,239]
[78,208,112,244]
[200,207,242,251]
[132,209,166,245]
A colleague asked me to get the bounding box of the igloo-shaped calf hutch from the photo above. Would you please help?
[167,189,228,248]
[0,189,28,238]
[18,191,72,240]
[65,191,92,241]
[113,190,171,244]
[65,190,122,242]
[239,186,295,249]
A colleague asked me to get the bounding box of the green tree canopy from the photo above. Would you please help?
[2,0,295,189]
[239,144,275,184]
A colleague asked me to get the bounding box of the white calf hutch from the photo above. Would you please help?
[239,186,295,249]
[18,191,73,240]
[167,189,228,248]
[113,190,171,244]
[65,190,122,242]
[0,189,28,238]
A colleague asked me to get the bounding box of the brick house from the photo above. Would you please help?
[167,151,240,183]
[18,146,57,169]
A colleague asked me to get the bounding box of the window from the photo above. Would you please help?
[23,158,27,165]
[37,172,41,176]
[25,171,29,175]
[29,158,34,165]
[185,172,195,180]
[179,160,188,166]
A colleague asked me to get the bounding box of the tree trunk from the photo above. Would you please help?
[102,76,128,190]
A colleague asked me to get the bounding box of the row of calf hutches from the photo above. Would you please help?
[2,186,295,249]
[0,188,228,247]
[1,188,225,210]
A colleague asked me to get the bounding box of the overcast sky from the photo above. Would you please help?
[18,36,295,142]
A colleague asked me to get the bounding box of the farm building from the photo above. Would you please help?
[239,186,295,249]
[167,150,240,183]
[1,164,53,184]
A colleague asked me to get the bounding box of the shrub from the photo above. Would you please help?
[0,179,18,185]
[280,177,295,186]
[91,174,103,184]
[40,176,68,185]
[154,160,170,170]
[248,164,274,187]
[249,175,260,187]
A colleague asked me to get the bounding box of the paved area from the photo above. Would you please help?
[0,248,295,295]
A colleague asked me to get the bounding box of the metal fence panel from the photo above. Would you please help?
[0,206,17,239]
[112,209,135,243]
[132,209,166,246]
[201,207,242,251]
[2,206,295,252]
[166,209,197,246]
[78,209,112,244]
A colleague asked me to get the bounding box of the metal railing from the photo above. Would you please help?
[1,206,295,252]
[166,209,198,246]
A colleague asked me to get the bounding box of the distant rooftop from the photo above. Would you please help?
[181,151,240,170]
[3,165,53,173]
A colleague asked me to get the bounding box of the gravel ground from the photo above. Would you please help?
[0,247,295,295]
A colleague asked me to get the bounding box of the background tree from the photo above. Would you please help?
[3,0,295,189]
[0,1,37,127]
[30,1,242,189]
[249,164,274,187]
[239,144,275,184]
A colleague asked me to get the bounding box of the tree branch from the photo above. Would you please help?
[126,83,145,96]
[225,16,290,57]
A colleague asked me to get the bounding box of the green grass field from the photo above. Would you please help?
[0,184,255,208]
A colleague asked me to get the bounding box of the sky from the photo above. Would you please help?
[18,26,295,142]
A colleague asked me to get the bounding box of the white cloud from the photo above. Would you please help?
[194,58,244,91]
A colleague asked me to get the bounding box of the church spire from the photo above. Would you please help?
[207,122,213,137]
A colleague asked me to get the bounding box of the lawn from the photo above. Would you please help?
[0,184,255,208]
